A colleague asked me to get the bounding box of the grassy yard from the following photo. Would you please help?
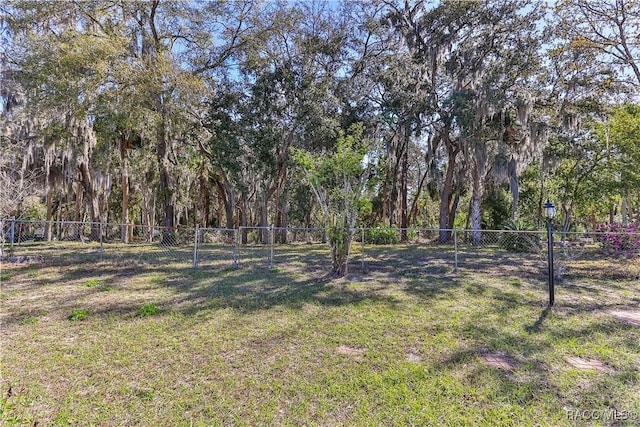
[1,243,639,426]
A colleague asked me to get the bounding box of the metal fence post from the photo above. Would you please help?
[454,229,458,272]
[193,225,199,269]
[10,216,15,256]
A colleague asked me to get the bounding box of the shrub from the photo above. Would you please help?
[365,227,400,245]
[499,222,542,253]
[595,223,640,253]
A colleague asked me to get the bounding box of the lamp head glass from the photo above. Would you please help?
[543,200,556,219]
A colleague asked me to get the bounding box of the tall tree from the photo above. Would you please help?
[2,0,264,241]
[543,0,639,230]
[1,1,126,238]
[555,0,640,89]
[600,104,640,224]
[386,0,547,241]
[237,0,351,242]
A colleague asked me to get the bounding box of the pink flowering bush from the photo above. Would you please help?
[595,223,640,253]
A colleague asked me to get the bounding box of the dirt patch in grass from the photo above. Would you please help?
[336,345,364,360]
[480,351,517,371]
[405,349,422,363]
[607,309,640,327]
[566,356,616,373]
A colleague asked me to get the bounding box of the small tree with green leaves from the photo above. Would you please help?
[293,124,371,277]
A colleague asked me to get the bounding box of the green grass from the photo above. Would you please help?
[1,243,639,426]
[18,316,39,325]
[68,309,90,321]
[1,273,12,282]
[509,279,522,287]
[136,303,159,317]
[84,278,101,287]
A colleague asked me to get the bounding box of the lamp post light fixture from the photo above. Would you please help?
[544,200,557,306]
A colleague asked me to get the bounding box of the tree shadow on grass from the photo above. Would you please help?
[355,245,456,275]
[48,265,405,321]
[6,242,638,327]
[165,267,402,315]
[401,275,461,302]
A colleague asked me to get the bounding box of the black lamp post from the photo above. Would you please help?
[544,200,557,306]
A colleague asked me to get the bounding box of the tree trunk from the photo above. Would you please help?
[121,160,129,243]
[508,159,519,222]
[470,159,484,245]
[74,181,83,223]
[400,127,409,241]
[329,223,353,277]
[448,189,460,230]
[563,205,574,238]
[199,168,210,228]
[156,129,175,245]
[537,181,545,229]
[46,188,54,242]
[56,198,63,240]
[77,171,87,230]
[409,168,429,227]
[470,178,483,245]
[78,162,101,241]
[240,197,248,244]
[225,193,234,229]
[471,140,487,245]
[216,187,224,227]
[141,181,155,242]
[260,193,269,244]
[159,169,175,245]
[120,134,132,242]
[388,140,400,228]
[439,143,459,243]
[222,175,235,229]
[380,180,389,225]
[278,190,289,244]
[609,204,615,225]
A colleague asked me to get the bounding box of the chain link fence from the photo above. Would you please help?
[1,219,638,283]
[554,230,640,283]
